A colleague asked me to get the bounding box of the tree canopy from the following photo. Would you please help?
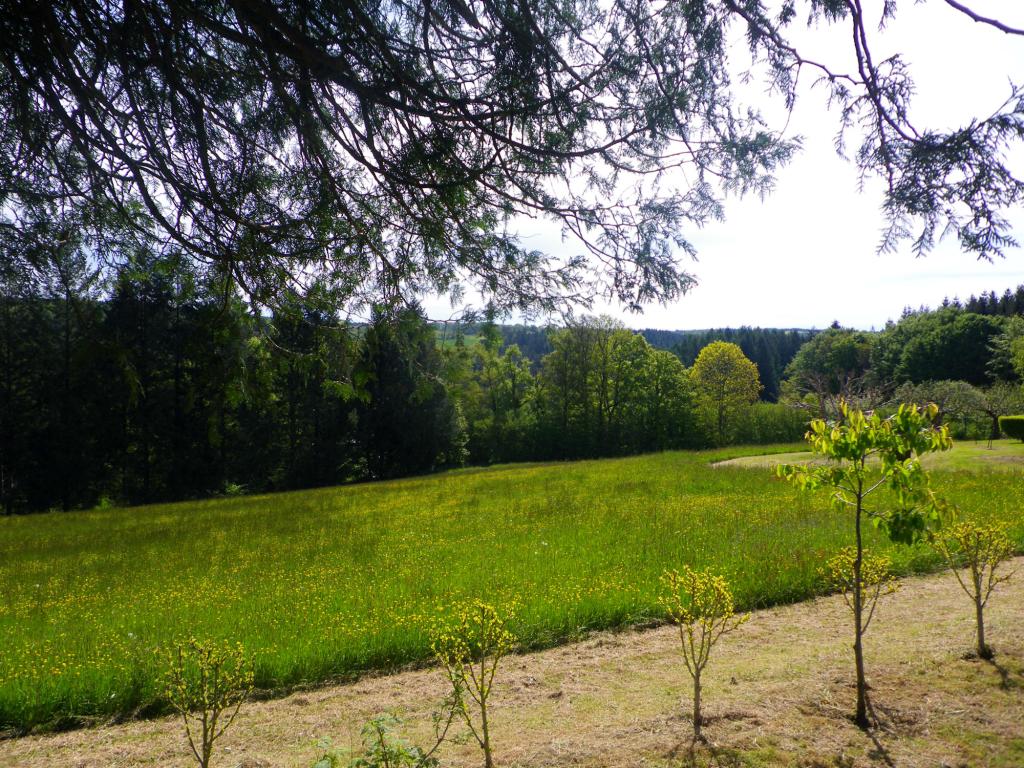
[2,0,1022,314]
[784,327,874,417]
[690,340,761,443]
[871,308,1006,386]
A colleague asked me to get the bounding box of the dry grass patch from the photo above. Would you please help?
[2,560,1022,768]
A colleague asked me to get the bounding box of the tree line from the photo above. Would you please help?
[8,252,1024,514]
[783,304,1024,436]
[939,286,1024,318]
[2,256,812,513]
[437,323,816,404]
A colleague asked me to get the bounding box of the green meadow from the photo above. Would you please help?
[2,442,1023,733]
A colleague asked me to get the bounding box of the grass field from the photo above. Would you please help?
[2,442,1023,734]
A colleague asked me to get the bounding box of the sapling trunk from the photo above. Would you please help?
[694,671,704,740]
[853,601,868,727]
[975,596,990,660]
[853,474,869,729]
[480,660,494,768]
[973,564,991,660]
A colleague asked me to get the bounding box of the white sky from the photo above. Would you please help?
[429,0,1024,331]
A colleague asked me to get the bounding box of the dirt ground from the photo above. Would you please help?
[3,560,1022,768]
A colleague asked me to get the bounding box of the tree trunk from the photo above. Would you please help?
[974,569,991,659]
[1,296,13,515]
[692,669,703,741]
[853,605,868,727]
[61,287,71,510]
[480,681,494,768]
[853,479,870,728]
[975,597,990,659]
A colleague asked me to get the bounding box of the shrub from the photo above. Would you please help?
[431,601,517,768]
[659,567,748,742]
[934,521,1016,659]
[821,548,899,635]
[998,415,1024,440]
[163,638,254,768]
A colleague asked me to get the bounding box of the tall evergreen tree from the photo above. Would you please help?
[357,306,466,479]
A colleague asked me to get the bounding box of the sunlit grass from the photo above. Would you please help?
[1,442,1022,732]
[717,438,1024,472]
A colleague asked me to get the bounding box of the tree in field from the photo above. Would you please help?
[690,342,761,445]
[893,380,985,430]
[431,601,517,768]
[979,383,1024,445]
[778,403,952,728]
[659,567,747,742]
[163,638,254,768]
[3,1,1023,315]
[892,379,1024,444]
[934,521,1016,660]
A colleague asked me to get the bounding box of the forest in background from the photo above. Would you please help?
[5,249,1024,514]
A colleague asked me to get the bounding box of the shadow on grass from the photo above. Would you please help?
[668,740,748,768]
[985,656,1021,691]
[864,729,895,768]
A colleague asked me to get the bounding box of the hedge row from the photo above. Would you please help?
[998,415,1024,441]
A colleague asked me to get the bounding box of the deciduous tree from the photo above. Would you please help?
[779,403,952,728]
[690,341,761,445]
[934,521,1016,660]
[784,328,875,418]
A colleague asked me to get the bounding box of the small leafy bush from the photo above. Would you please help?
[934,521,1016,659]
[221,482,247,497]
[312,714,441,768]
[659,566,748,741]
[821,548,900,634]
[431,600,517,768]
[998,415,1024,440]
[163,638,254,768]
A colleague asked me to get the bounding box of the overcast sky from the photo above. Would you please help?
[429,1,1024,331]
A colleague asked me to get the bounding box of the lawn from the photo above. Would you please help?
[2,442,1022,733]
[714,437,1024,471]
